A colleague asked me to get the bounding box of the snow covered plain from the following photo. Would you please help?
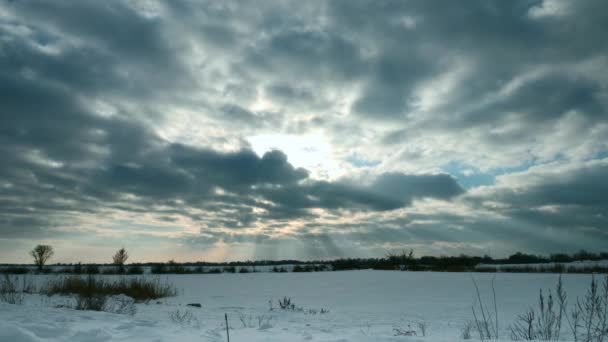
[0,271,596,341]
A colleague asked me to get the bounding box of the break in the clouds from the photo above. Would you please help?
[1,0,607,262]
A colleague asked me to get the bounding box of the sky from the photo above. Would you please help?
[1,0,608,263]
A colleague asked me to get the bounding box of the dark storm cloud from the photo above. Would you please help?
[8,1,173,64]
[467,160,608,229]
[244,28,365,82]
[448,73,606,131]
[0,26,464,239]
[448,159,608,251]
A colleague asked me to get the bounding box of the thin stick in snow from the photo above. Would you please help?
[492,275,498,339]
[225,313,230,342]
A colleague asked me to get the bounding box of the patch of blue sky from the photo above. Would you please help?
[591,150,608,160]
[440,161,495,189]
[345,154,381,168]
[442,158,539,189]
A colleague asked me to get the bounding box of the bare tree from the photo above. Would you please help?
[112,248,129,273]
[30,245,54,272]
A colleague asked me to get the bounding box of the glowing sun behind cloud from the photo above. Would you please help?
[248,134,337,179]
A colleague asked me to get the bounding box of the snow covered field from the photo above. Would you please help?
[0,271,596,341]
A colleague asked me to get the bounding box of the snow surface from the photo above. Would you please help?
[0,271,597,341]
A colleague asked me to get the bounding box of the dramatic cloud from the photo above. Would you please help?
[1,0,607,262]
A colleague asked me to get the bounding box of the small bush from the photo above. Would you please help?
[150,261,192,274]
[75,293,106,311]
[101,267,120,275]
[393,327,417,336]
[85,265,100,274]
[568,274,608,342]
[0,267,30,274]
[238,267,250,273]
[73,263,83,274]
[151,264,166,274]
[271,296,328,315]
[238,313,273,329]
[510,277,567,340]
[169,309,200,328]
[394,320,427,337]
[461,321,475,339]
[44,275,177,302]
[127,266,144,275]
[56,267,73,274]
[166,260,187,274]
[105,294,137,315]
[0,274,26,304]
[277,296,294,310]
[223,266,236,273]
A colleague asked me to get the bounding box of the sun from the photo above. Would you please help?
[248,134,336,178]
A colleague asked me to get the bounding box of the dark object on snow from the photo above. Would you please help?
[225,313,230,342]
[187,303,202,308]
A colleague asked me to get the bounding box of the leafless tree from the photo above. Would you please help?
[30,245,54,272]
[112,248,129,273]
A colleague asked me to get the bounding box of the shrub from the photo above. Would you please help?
[510,276,567,340]
[0,267,30,274]
[85,264,100,274]
[101,267,120,275]
[56,267,73,274]
[169,309,200,328]
[151,261,190,274]
[151,263,166,274]
[568,274,608,342]
[104,294,137,315]
[75,293,106,311]
[277,296,294,310]
[166,260,187,274]
[223,266,236,273]
[44,275,177,302]
[461,321,475,339]
[393,327,417,336]
[73,263,83,274]
[238,313,273,329]
[127,266,144,275]
[0,274,25,304]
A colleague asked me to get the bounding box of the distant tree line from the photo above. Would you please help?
[329,249,608,272]
[1,246,607,274]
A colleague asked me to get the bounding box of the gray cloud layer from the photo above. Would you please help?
[1,0,607,261]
